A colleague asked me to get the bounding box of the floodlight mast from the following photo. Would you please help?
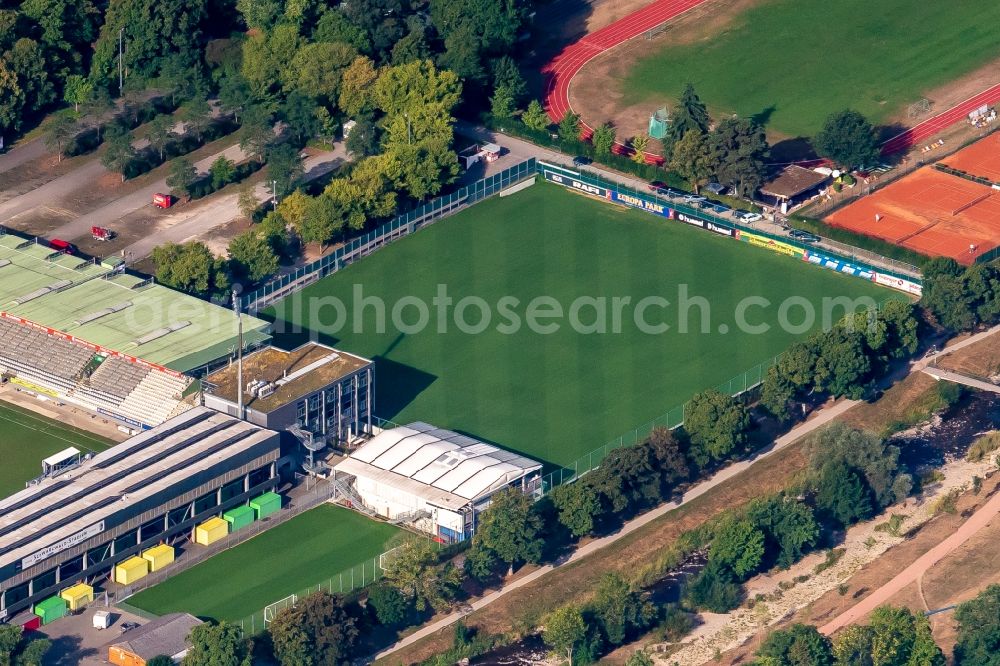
[232,290,244,420]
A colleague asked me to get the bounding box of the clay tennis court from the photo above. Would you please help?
[826,160,1000,264]
[940,132,1000,183]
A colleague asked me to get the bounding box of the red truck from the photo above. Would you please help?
[48,238,77,254]
[91,226,115,241]
[152,192,173,209]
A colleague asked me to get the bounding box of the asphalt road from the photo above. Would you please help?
[0,138,47,176]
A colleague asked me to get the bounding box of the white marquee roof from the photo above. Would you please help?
[334,422,542,511]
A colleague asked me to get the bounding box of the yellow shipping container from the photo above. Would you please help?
[114,556,149,585]
[194,517,229,546]
[60,583,93,611]
[142,544,175,571]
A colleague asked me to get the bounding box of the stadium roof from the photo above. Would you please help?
[334,422,542,511]
[204,343,371,413]
[0,407,279,572]
[0,237,270,372]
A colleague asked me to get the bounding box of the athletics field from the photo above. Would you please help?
[271,183,892,467]
[621,0,1000,137]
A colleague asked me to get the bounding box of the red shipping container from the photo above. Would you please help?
[152,193,173,208]
[12,612,41,632]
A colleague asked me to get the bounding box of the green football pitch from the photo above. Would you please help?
[270,183,892,468]
[0,400,112,496]
[127,505,406,621]
[622,0,1000,137]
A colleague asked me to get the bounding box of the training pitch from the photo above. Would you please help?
[271,183,890,468]
[127,505,405,621]
[0,400,112,497]
[621,0,1000,137]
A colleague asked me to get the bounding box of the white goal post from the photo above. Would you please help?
[264,594,298,624]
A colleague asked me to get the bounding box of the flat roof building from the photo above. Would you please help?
[203,343,373,444]
[106,613,203,666]
[334,422,542,542]
[0,407,280,621]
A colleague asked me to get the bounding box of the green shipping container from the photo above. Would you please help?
[250,492,282,519]
[223,504,256,531]
[33,596,67,625]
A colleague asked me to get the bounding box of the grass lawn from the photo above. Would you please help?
[0,400,112,496]
[269,183,891,468]
[623,0,1000,137]
[128,505,406,621]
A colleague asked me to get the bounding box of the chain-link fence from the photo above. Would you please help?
[241,159,537,314]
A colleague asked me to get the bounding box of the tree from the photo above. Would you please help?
[955,585,1000,665]
[544,605,587,666]
[551,480,601,538]
[669,83,710,145]
[339,56,379,118]
[439,24,485,82]
[218,73,252,124]
[287,41,357,106]
[490,85,517,119]
[591,123,616,156]
[266,143,305,199]
[239,105,274,163]
[281,92,320,143]
[146,114,174,162]
[670,129,714,193]
[471,487,544,575]
[6,38,55,118]
[630,134,649,163]
[209,156,236,190]
[166,157,198,198]
[710,117,769,197]
[756,624,833,666]
[684,389,750,466]
[815,460,872,527]
[709,515,765,579]
[345,116,380,157]
[625,651,655,666]
[153,242,228,297]
[382,538,462,612]
[390,29,432,65]
[0,59,25,136]
[812,327,871,398]
[229,228,279,282]
[182,622,249,666]
[813,109,879,170]
[180,94,212,143]
[269,591,362,666]
[833,605,944,666]
[367,582,410,627]
[685,563,742,612]
[236,0,281,31]
[522,100,551,132]
[493,56,528,106]
[558,111,581,143]
[0,625,20,665]
[372,59,462,118]
[44,114,76,162]
[63,75,93,113]
[238,183,259,221]
[760,366,796,421]
[101,128,136,181]
[429,0,528,58]
[592,572,653,646]
[13,638,50,666]
[808,423,911,511]
[748,494,819,569]
[297,194,344,250]
[242,24,301,100]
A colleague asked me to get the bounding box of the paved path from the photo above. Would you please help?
[0,138,46,175]
[819,485,1000,635]
[921,367,1000,393]
[122,146,346,260]
[375,323,1000,661]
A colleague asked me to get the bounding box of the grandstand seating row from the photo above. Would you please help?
[0,318,192,428]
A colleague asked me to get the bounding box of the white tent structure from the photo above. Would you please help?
[333,422,542,542]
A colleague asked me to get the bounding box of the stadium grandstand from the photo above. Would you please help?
[0,234,271,430]
[0,407,281,621]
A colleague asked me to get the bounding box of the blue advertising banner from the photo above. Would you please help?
[803,250,875,280]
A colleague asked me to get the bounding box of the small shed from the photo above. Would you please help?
[222,505,256,532]
[60,582,93,611]
[142,544,175,572]
[250,492,281,519]
[115,556,149,585]
[759,165,830,211]
[106,613,203,666]
[33,596,67,625]
[194,517,229,545]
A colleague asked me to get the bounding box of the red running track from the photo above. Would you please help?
[543,0,1000,162]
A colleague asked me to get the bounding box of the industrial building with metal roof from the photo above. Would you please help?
[333,422,542,542]
[0,407,281,621]
[0,235,270,373]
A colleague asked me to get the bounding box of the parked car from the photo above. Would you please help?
[736,211,763,223]
[789,229,821,243]
[119,621,140,633]
[648,180,669,194]
[572,155,591,167]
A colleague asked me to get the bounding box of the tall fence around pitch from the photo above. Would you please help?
[240,158,537,314]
